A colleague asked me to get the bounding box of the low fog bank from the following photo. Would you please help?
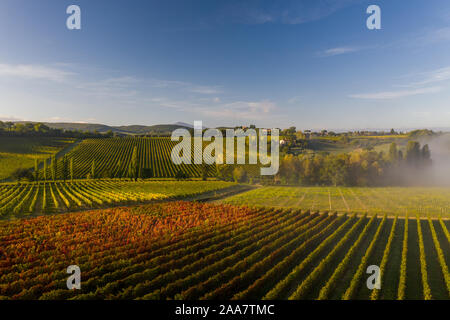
[416,133,450,187]
[427,133,450,186]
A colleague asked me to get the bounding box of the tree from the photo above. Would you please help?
[5,121,13,132]
[62,156,68,182]
[141,167,153,179]
[329,156,349,186]
[340,136,350,144]
[12,168,34,181]
[175,170,189,180]
[421,144,431,166]
[201,164,209,181]
[129,146,139,181]
[91,160,96,179]
[388,143,398,163]
[406,141,421,166]
[34,158,39,182]
[51,155,57,181]
[232,167,248,183]
[115,160,121,179]
[43,159,48,181]
[215,164,234,181]
[70,158,74,182]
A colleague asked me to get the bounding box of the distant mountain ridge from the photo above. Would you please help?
[18,122,192,136]
[14,121,450,134]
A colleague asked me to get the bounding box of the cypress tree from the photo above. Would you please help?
[421,144,431,166]
[34,158,39,182]
[91,160,96,179]
[51,155,57,181]
[116,160,121,179]
[388,143,398,163]
[62,156,68,182]
[130,146,139,181]
[44,159,48,181]
[406,141,421,166]
[70,158,74,182]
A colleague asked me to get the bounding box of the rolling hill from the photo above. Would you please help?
[17,122,192,136]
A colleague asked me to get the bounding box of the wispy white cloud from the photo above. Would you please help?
[147,78,222,95]
[44,116,100,123]
[76,76,140,98]
[223,0,358,25]
[193,100,277,120]
[415,27,450,45]
[287,96,301,104]
[349,86,442,100]
[152,97,277,120]
[431,27,450,41]
[0,115,23,121]
[0,63,75,82]
[403,67,450,87]
[148,79,188,88]
[187,85,223,95]
[319,46,361,57]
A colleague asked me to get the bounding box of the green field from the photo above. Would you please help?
[220,186,450,217]
[305,135,408,155]
[0,137,75,180]
[0,179,236,220]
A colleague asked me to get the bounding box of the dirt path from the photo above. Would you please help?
[294,188,309,207]
[349,188,368,212]
[338,188,351,211]
[328,189,332,211]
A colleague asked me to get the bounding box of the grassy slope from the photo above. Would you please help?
[0,137,75,180]
[220,186,450,217]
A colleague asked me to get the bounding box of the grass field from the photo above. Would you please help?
[0,137,75,180]
[0,202,448,300]
[220,186,450,217]
[0,180,236,220]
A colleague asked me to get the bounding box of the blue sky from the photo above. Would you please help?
[1,0,450,129]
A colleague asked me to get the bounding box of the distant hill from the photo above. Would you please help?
[16,122,192,136]
[42,122,114,133]
[174,122,194,128]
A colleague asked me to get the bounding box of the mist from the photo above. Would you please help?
[382,133,450,187]
[424,133,450,187]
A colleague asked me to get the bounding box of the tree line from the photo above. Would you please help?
[275,141,431,186]
[215,140,432,187]
[0,121,111,138]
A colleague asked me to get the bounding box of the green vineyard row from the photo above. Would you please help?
[0,180,235,219]
[34,137,260,180]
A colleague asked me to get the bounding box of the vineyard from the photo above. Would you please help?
[0,202,448,300]
[0,180,235,220]
[36,137,215,179]
[32,137,264,180]
[221,186,450,217]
